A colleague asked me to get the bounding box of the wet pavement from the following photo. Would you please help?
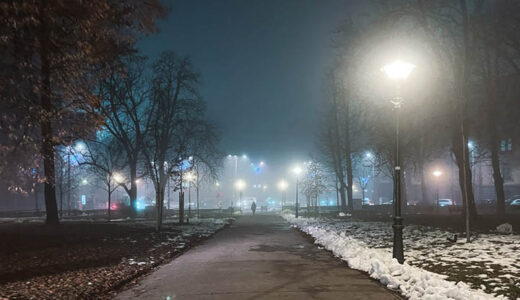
[115,214,401,300]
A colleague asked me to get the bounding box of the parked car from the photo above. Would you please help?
[510,199,520,209]
[506,195,520,204]
[438,199,454,207]
[381,200,393,205]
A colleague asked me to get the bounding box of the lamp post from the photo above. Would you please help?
[433,170,442,210]
[278,180,288,209]
[185,172,195,222]
[381,60,415,264]
[293,167,302,218]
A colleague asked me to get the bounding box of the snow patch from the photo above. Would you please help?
[283,214,508,300]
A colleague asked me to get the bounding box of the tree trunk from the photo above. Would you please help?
[156,187,164,231]
[179,191,184,224]
[129,161,138,217]
[491,147,505,216]
[418,138,429,204]
[452,128,477,221]
[67,153,71,213]
[107,182,112,221]
[196,185,200,219]
[346,155,354,212]
[339,183,346,212]
[39,0,59,225]
[59,174,63,217]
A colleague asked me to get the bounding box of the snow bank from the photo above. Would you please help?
[283,214,506,300]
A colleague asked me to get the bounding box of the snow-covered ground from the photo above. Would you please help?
[283,214,519,300]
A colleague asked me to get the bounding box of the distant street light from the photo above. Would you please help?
[235,179,246,210]
[113,173,124,184]
[293,166,303,218]
[381,59,415,264]
[185,172,196,220]
[277,180,288,208]
[433,170,443,209]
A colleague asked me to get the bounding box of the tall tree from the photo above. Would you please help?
[0,0,164,224]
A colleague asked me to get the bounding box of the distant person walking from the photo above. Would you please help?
[251,202,257,215]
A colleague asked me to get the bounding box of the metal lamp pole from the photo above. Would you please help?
[381,60,415,264]
[392,96,404,264]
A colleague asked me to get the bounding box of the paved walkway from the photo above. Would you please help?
[115,215,401,300]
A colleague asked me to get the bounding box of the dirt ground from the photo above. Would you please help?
[0,219,230,299]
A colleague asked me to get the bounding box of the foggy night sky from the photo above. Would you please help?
[139,0,365,168]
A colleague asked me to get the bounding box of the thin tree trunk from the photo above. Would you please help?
[346,155,354,212]
[179,191,184,224]
[196,184,200,219]
[129,161,138,217]
[107,188,111,221]
[418,138,429,204]
[491,146,505,216]
[335,177,340,212]
[344,96,354,212]
[39,0,59,225]
[156,188,164,231]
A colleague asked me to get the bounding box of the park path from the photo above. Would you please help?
[115,215,401,300]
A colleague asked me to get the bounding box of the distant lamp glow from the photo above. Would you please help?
[81,179,88,185]
[293,166,302,175]
[381,60,415,80]
[215,182,220,187]
[113,173,124,184]
[242,154,247,159]
[366,152,373,158]
[277,180,288,191]
[468,141,474,149]
[259,161,265,166]
[433,170,443,177]
[235,179,246,191]
[74,142,85,152]
[185,172,196,183]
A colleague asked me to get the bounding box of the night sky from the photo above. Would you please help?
[139,0,365,168]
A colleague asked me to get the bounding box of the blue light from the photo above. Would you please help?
[135,200,145,210]
[254,167,261,173]
[181,159,192,170]
[81,195,86,205]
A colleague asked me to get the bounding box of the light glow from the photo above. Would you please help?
[235,179,246,191]
[112,173,124,183]
[381,60,415,80]
[293,166,302,175]
[433,170,443,177]
[277,180,288,191]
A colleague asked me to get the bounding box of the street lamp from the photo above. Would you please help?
[433,170,443,209]
[293,166,302,218]
[185,172,196,221]
[234,179,246,211]
[277,180,288,208]
[113,172,124,184]
[381,59,415,264]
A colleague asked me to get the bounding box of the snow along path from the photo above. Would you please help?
[283,214,516,300]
